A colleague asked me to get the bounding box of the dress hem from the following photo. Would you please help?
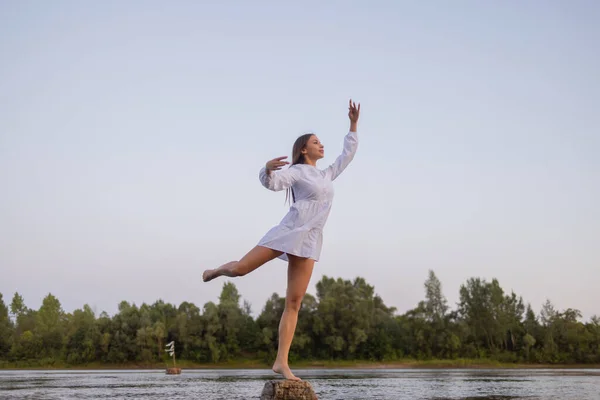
[257,244,320,262]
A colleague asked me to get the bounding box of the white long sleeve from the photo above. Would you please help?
[323,131,358,181]
[259,165,300,191]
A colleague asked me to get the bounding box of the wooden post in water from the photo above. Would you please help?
[165,341,181,375]
[260,380,317,400]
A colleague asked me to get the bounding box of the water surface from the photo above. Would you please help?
[1,368,599,399]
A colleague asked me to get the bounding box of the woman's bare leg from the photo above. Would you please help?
[202,246,283,282]
[272,254,315,380]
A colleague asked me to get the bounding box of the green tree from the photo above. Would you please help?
[202,301,221,362]
[107,301,142,363]
[35,293,66,360]
[313,276,386,359]
[359,294,398,360]
[216,282,247,360]
[171,301,203,361]
[8,293,39,362]
[10,293,26,318]
[420,270,454,358]
[424,270,448,322]
[458,277,519,356]
[64,305,99,364]
[587,316,600,363]
[522,304,541,361]
[0,294,13,358]
[10,292,35,338]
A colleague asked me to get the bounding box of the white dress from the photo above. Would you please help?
[257,130,359,262]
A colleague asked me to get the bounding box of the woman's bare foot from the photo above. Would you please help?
[202,268,223,282]
[272,361,301,381]
[203,261,238,282]
[202,269,218,282]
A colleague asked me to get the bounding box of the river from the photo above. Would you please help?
[1,368,599,399]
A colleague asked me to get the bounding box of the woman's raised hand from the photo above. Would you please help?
[348,99,360,123]
[266,156,289,173]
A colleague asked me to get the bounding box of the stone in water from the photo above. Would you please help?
[260,380,317,400]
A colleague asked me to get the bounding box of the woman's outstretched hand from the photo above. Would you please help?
[348,99,360,132]
[266,156,289,174]
[348,99,360,123]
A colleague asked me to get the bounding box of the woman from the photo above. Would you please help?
[202,99,361,380]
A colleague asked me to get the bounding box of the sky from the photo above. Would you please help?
[1,1,599,322]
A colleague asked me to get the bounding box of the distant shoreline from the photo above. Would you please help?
[2,359,600,371]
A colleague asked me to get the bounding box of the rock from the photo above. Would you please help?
[260,380,318,400]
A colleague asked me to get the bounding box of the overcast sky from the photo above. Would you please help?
[1,1,598,321]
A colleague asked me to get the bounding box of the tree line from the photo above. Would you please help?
[0,271,598,366]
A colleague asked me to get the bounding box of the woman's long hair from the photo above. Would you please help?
[285,133,314,205]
